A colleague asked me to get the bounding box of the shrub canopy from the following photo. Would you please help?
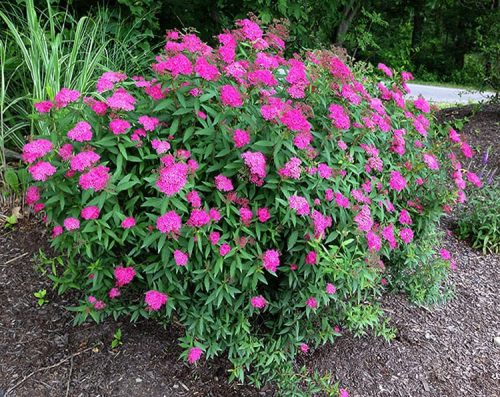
[23,17,479,390]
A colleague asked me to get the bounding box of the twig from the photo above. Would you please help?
[65,357,73,397]
[5,346,94,396]
[4,251,28,265]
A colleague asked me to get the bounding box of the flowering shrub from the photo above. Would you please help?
[24,17,479,392]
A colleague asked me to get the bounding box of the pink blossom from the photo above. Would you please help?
[240,207,253,226]
[400,227,414,244]
[389,171,407,192]
[187,209,211,228]
[220,85,243,107]
[107,88,136,111]
[138,115,160,131]
[70,151,100,171]
[209,208,221,222]
[339,388,350,397]
[366,231,382,251]
[423,153,439,170]
[22,139,53,163]
[257,208,270,222]
[194,57,220,81]
[449,128,461,143]
[67,121,92,142]
[440,249,451,260]
[466,171,482,187]
[79,165,110,191]
[33,203,45,213]
[34,101,53,113]
[93,300,106,310]
[219,243,231,256]
[249,69,278,86]
[214,175,234,191]
[209,231,220,245]
[306,297,318,309]
[325,189,334,201]
[59,144,73,160]
[241,151,266,182]
[157,211,182,235]
[187,347,203,364]
[26,186,40,205]
[233,129,250,148]
[109,118,131,135]
[317,163,333,179]
[64,217,80,231]
[251,295,267,309]
[305,250,317,265]
[262,249,280,272]
[354,205,373,232]
[329,104,350,130]
[330,57,353,81]
[96,71,127,93]
[278,157,302,179]
[28,161,56,181]
[461,142,473,158]
[81,206,100,220]
[121,217,136,229]
[335,192,350,208]
[399,209,412,225]
[54,88,80,108]
[84,97,108,116]
[151,139,171,154]
[114,266,136,287]
[338,140,348,151]
[280,109,311,133]
[300,343,309,353]
[237,18,263,41]
[311,210,332,239]
[174,250,188,266]
[414,97,430,113]
[154,53,193,76]
[382,224,397,249]
[108,287,121,299]
[52,225,63,238]
[186,191,202,208]
[144,290,168,311]
[288,195,310,216]
[377,63,393,77]
[326,283,336,295]
[157,162,188,196]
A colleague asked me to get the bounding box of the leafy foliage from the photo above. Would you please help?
[22,17,479,393]
[457,184,500,254]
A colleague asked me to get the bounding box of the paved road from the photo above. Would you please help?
[405,83,495,104]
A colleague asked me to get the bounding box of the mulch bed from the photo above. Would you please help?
[1,104,499,397]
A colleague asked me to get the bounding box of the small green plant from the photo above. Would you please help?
[389,225,454,306]
[34,288,48,306]
[3,214,17,228]
[111,328,123,349]
[457,183,500,254]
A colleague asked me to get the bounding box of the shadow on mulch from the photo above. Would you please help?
[0,104,499,397]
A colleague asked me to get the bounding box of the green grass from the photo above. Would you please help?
[0,0,154,181]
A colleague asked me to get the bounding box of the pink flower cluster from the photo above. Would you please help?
[145,290,168,311]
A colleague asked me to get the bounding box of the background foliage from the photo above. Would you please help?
[63,0,499,89]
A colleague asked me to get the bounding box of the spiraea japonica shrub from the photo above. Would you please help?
[24,17,480,391]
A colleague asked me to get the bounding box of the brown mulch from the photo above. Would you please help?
[437,103,500,173]
[0,105,499,397]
